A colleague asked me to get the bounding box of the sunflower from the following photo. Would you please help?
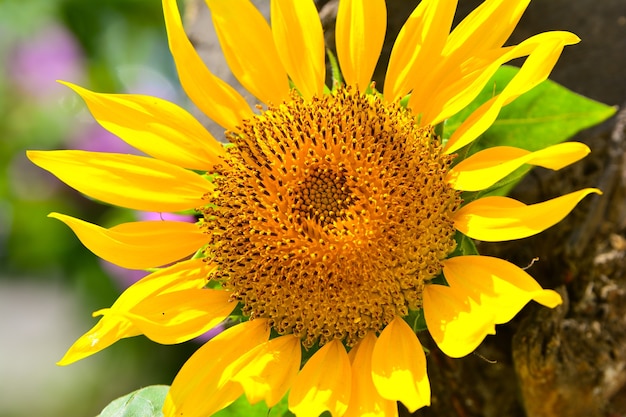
[28,0,599,416]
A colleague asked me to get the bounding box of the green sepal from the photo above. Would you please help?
[451,230,479,257]
[326,49,343,91]
[399,93,411,108]
[405,308,428,333]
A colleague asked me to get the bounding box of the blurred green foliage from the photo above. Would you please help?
[0,1,202,416]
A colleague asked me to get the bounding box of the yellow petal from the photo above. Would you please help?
[448,142,591,191]
[383,0,457,102]
[289,340,352,417]
[417,31,579,127]
[112,258,212,311]
[371,317,430,412]
[424,255,563,358]
[27,150,211,212]
[205,0,290,104]
[57,314,141,366]
[61,82,227,171]
[164,319,270,417]
[271,0,325,100]
[345,332,398,417]
[444,0,530,56]
[336,0,386,89]
[423,280,495,358]
[229,334,301,407]
[162,0,252,131]
[58,259,211,365]
[444,32,580,153]
[48,213,208,269]
[454,188,601,241]
[128,288,234,344]
[411,0,529,114]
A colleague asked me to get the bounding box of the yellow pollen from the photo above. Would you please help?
[202,87,461,348]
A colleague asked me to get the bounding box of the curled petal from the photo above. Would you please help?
[336,0,386,89]
[454,188,601,241]
[271,0,325,99]
[448,142,591,191]
[27,150,211,212]
[417,31,579,128]
[424,255,563,358]
[444,32,580,153]
[57,313,140,366]
[289,340,351,417]
[162,0,252,131]
[49,213,208,269]
[164,319,271,417]
[345,332,398,417]
[58,259,211,365]
[230,334,301,407]
[206,0,290,104]
[384,0,457,102]
[128,288,234,344]
[411,0,529,119]
[111,259,212,310]
[444,0,530,56]
[61,82,227,171]
[371,317,430,412]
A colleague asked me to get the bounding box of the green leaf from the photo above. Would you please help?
[444,65,616,157]
[98,385,169,417]
[213,393,294,417]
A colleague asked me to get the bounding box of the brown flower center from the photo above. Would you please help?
[202,87,461,348]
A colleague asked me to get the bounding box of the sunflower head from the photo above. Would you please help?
[25,0,603,416]
[203,87,460,348]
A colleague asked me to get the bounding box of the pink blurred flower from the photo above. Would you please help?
[9,24,84,101]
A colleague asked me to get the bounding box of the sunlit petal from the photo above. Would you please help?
[454,188,601,241]
[111,259,212,310]
[417,31,579,127]
[230,334,301,407]
[58,259,211,365]
[444,0,530,56]
[162,0,252,131]
[371,317,430,412]
[423,281,495,358]
[271,0,325,99]
[48,213,208,269]
[345,332,398,417]
[425,255,562,358]
[384,0,457,102]
[289,340,352,417]
[164,319,270,417]
[448,142,591,191]
[27,150,211,212]
[444,32,580,153]
[206,0,290,104]
[410,0,529,117]
[57,314,140,366]
[61,82,227,171]
[336,0,386,89]
[128,288,234,344]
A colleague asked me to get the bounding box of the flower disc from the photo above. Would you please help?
[203,88,461,347]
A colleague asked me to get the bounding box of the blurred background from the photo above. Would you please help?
[0,0,624,417]
[0,1,208,416]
